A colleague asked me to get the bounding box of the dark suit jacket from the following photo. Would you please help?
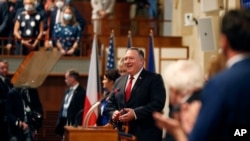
[0,1,10,36]
[0,77,13,121]
[49,7,86,45]
[189,58,250,141]
[0,77,12,141]
[6,88,43,137]
[106,69,166,141]
[55,85,86,136]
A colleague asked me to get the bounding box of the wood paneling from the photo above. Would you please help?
[98,35,183,47]
[64,126,118,141]
[38,76,87,111]
[71,1,130,23]
[36,76,88,141]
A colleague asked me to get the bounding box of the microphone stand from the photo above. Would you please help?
[73,94,108,127]
[81,88,120,128]
[82,101,101,128]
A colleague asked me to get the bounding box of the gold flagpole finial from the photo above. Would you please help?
[150,29,154,36]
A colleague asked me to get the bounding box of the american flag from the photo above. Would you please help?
[106,32,115,70]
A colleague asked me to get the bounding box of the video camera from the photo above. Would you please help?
[27,111,42,129]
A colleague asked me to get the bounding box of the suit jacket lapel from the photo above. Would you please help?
[120,76,128,106]
[0,78,9,95]
[68,86,80,108]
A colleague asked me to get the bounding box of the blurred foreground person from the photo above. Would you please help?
[189,8,250,141]
[155,8,250,141]
[153,60,204,141]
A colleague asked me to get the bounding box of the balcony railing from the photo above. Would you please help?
[0,18,172,56]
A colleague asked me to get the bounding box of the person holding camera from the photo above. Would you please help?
[6,88,43,141]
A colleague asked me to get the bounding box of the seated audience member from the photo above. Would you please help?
[14,0,44,55]
[153,60,204,141]
[117,57,127,76]
[52,5,82,56]
[96,69,120,126]
[44,0,86,50]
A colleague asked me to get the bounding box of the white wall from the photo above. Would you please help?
[170,0,239,73]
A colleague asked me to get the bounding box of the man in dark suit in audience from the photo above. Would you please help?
[0,60,13,141]
[55,69,86,137]
[106,47,166,141]
[189,9,250,141]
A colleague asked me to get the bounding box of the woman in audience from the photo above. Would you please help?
[52,5,82,56]
[96,69,120,126]
[14,0,44,55]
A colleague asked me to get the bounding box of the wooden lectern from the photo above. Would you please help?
[64,97,136,141]
[64,126,118,141]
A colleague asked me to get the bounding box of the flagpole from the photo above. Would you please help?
[127,30,132,48]
[147,29,156,72]
[112,29,116,69]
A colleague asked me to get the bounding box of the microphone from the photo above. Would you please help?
[100,88,120,103]
[74,88,120,127]
[73,109,84,127]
